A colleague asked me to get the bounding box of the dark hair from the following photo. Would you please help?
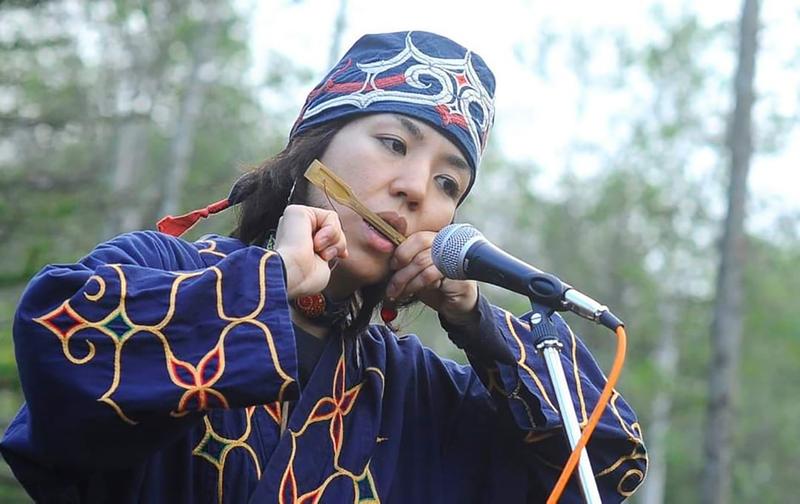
[230,119,393,338]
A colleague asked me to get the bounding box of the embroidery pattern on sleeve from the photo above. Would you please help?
[33,249,294,424]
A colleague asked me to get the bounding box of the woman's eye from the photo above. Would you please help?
[379,137,407,155]
[437,176,461,199]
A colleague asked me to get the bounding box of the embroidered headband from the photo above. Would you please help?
[158,31,496,237]
[291,30,496,188]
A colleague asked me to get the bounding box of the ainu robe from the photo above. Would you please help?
[1,231,647,503]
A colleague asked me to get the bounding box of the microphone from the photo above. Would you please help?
[432,224,623,330]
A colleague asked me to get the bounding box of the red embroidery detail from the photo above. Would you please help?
[277,346,377,502]
[334,358,345,399]
[330,413,343,453]
[435,104,468,129]
[280,464,297,503]
[371,73,407,90]
[168,344,228,412]
[298,488,323,504]
[198,345,224,383]
[338,389,357,414]
[308,59,354,100]
[38,303,85,341]
[320,72,407,95]
[170,359,197,388]
[308,398,337,422]
[264,402,283,424]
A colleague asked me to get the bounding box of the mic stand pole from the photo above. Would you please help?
[529,303,601,503]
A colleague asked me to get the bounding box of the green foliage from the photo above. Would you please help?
[733,236,800,500]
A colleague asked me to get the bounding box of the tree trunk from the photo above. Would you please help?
[702,1,759,502]
[159,21,217,218]
[640,300,679,504]
[102,1,160,237]
[105,114,148,236]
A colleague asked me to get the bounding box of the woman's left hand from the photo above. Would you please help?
[386,231,479,326]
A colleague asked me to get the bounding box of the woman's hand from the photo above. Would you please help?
[386,231,479,326]
[274,205,348,299]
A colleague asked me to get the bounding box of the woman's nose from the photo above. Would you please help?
[389,162,429,210]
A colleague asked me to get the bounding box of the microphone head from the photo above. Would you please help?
[432,223,485,280]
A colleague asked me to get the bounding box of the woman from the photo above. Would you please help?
[1,31,646,502]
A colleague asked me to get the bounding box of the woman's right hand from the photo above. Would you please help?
[273,205,348,299]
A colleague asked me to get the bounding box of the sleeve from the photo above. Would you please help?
[2,231,298,471]
[441,297,647,502]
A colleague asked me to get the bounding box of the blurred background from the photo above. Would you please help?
[1,0,798,502]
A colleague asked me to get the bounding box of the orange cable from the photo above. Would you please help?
[546,325,627,503]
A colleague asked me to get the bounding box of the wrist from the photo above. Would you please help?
[276,251,301,300]
[441,294,517,365]
[439,295,480,327]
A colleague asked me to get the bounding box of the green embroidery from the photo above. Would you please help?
[102,310,132,341]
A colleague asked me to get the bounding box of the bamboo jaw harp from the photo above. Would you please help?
[304,159,406,246]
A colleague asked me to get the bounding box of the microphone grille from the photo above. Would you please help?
[432,223,483,280]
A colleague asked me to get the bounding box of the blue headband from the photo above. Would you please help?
[290,31,496,196]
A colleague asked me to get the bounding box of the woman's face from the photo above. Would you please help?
[310,113,472,293]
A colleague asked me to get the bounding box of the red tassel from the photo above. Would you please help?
[380,305,398,324]
[157,198,230,237]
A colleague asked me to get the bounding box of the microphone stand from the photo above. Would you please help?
[528,302,601,503]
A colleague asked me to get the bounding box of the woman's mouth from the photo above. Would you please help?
[363,219,396,253]
[376,211,408,237]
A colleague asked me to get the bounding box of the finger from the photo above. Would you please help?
[313,224,336,251]
[318,222,348,259]
[313,207,343,231]
[327,220,348,258]
[311,210,348,258]
[321,246,338,261]
[398,264,444,299]
[275,206,314,249]
[386,249,434,300]
[390,231,435,270]
[310,209,338,241]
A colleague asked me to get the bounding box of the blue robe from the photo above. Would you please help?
[0,231,646,503]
